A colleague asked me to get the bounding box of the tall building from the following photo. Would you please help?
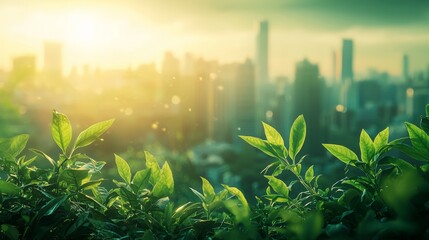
[403,54,409,81]
[233,59,257,144]
[341,39,353,82]
[10,55,36,87]
[255,20,271,131]
[43,42,63,80]
[293,59,324,155]
[256,20,269,85]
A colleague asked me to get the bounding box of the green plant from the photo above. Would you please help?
[1,106,429,240]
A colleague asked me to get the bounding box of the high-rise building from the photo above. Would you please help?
[11,55,36,86]
[403,54,409,81]
[255,20,271,131]
[256,20,269,85]
[233,59,257,144]
[43,42,63,80]
[341,39,353,82]
[293,59,324,155]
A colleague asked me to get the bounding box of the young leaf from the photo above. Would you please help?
[74,119,114,149]
[39,195,69,217]
[323,144,358,166]
[0,180,20,196]
[80,179,104,190]
[265,176,289,197]
[201,177,215,199]
[145,151,161,185]
[405,122,429,157]
[374,128,389,152]
[51,111,72,154]
[30,148,56,167]
[262,122,284,145]
[115,154,131,184]
[305,165,315,183]
[152,162,174,198]
[239,136,277,158]
[289,115,306,161]
[132,169,151,191]
[0,134,30,159]
[359,129,375,163]
[222,184,249,208]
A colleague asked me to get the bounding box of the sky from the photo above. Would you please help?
[0,0,428,80]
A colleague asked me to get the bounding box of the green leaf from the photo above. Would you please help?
[323,144,358,166]
[289,115,306,161]
[305,165,314,183]
[0,180,20,196]
[132,168,151,191]
[114,154,131,184]
[39,195,69,217]
[359,129,375,163]
[239,136,277,158]
[262,122,284,145]
[374,128,389,152]
[0,224,19,240]
[0,134,30,159]
[265,176,289,198]
[59,169,90,188]
[392,143,429,162]
[201,177,215,200]
[152,162,174,198]
[222,184,249,208]
[80,179,103,190]
[74,119,114,149]
[65,212,89,237]
[51,111,72,154]
[30,148,56,167]
[406,122,429,158]
[145,151,161,185]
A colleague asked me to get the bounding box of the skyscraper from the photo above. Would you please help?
[403,54,409,81]
[43,42,63,80]
[255,20,270,130]
[256,20,269,85]
[293,59,324,155]
[341,39,353,82]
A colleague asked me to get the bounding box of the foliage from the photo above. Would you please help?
[1,107,429,239]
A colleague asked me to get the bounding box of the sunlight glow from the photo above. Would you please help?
[65,11,105,47]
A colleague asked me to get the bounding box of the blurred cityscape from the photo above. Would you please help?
[1,19,429,195]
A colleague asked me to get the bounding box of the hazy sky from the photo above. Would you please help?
[0,0,428,79]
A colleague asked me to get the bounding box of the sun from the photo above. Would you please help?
[65,11,104,47]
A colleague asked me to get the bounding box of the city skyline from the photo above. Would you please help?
[0,0,428,80]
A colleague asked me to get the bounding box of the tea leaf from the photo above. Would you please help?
[374,128,389,152]
[359,129,375,163]
[266,176,289,198]
[115,154,131,184]
[305,165,314,183]
[145,151,161,185]
[152,162,174,198]
[132,169,151,191]
[51,111,72,154]
[323,144,358,166]
[222,185,249,208]
[239,136,277,158]
[289,115,306,161]
[0,180,20,196]
[262,122,284,145]
[74,119,114,149]
[406,122,429,159]
[201,177,215,199]
[0,134,30,159]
